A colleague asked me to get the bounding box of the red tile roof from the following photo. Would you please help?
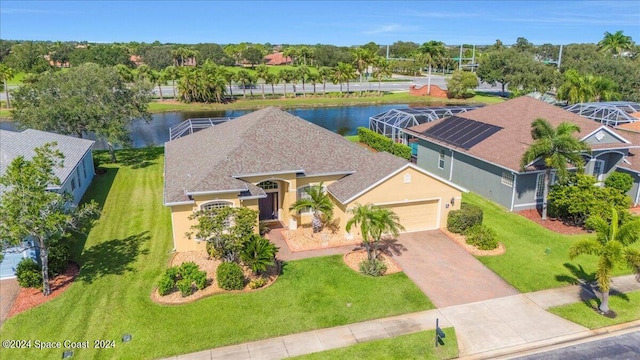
[264,52,292,65]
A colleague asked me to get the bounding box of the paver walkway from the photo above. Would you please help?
[0,278,20,326]
[162,277,640,360]
[392,231,519,307]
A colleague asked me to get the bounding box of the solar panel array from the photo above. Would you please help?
[421,116,502,150]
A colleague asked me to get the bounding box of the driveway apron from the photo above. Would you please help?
[392,230,519,307]
[0,278,20,326]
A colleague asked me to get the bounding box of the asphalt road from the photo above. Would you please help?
[514,331,640,360]
[0,75,505,101]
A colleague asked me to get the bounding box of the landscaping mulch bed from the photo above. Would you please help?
[517,209,588,235]
[440,228,505,256]
[151,251,279,305]
[283,225,361,252]
[7,262,79,318]
[343,250,401,274]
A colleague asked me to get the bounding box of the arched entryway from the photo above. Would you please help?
[257,180,280,221]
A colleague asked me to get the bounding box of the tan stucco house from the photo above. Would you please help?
[164,107,464,252]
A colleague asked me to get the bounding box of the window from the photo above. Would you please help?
[202,201,233,227]
[71,178,77,191]
[501,172,514,187]
[77,168,82,188]
[403,173,411,184]
[81,161,87,179]
[438,149,445,169]
[536,173,545,199]
[257,180,278,190]
[297,185,323,214]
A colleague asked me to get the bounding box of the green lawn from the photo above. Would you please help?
[0,148,432,360]
[549,291,640,329]
[292,328,458,360]
[344,135,360,142]
[464,192,640,292]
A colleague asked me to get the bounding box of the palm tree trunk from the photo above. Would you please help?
[172,79,176,99]
[271,84,275,97]
[599,290,610,313]
[323,82,326,95]
[312,213,322,233]
[158,84,164,100]
[242,86,246,99]
[427,65,432,95]
[261,84,265,99]
[3,79,10,108]
[283,83,287,98]
[542,168,550,220]
[378,80,382,95]
[302,81,306,98]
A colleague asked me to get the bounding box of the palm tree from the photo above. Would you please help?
[373,57,393,95]
[346,204,404,261]
[598,30,634,56]
[164,65,180,99]
[557,70,620,104]
[235,69,252,99]
[570,207,640,314]
[289,183,333,233]
[333,62,356,95]
[353,48,375,95]
[219,67,235,98]
[417,40,447,95]
[149,70,165,100]
[255,64,269,99]
[296,65,310,98]
[319,67,332,96]
[0,64,15,108]
[520,118,590,220]
[307,72,320,96]
[240,234,279,275]
[264,72,279,98]
[279,69,296,98]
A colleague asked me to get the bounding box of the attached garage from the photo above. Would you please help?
[381,200,440,232]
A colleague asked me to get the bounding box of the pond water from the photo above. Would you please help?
[0,104,417,149]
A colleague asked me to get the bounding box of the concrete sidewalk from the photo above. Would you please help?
[160,275,639,360]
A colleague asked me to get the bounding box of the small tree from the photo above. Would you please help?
[604,172,633,194]
[346,204,404,262]
[446,70,478,99]
[0,143,98,295]
[570,207,640,315]
[188,207,257,262]
[289,182,333,233]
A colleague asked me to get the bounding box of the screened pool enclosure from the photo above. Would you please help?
[564,102,640,127]
[369,106,483,143]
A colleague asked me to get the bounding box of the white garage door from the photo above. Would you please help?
[382,200,439,232]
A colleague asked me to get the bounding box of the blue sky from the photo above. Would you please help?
[1,1,638,45]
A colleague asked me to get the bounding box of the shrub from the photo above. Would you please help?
[249,277,267,289]
[358,259,387,277]
[157,273,175,296]
[176,278,194,297]
[605,172,633,194]
[240,234,278,275]
[157,262,208,296]
[447,203,483,234]
[16,258,42,288]
[216,262,245,290]
[357,127,412,160]
[465,224,498,250]
[47,240,70,276]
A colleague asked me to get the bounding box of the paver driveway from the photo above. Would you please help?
[391,230,519,307]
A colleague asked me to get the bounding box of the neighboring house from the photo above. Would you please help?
[0,129,95,279]
[264,52,292,66]
[164,107,464,252]
[402,96,640,212]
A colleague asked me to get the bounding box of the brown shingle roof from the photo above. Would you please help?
[164,107,409,204]
[406,96,630,171]
[616,121,640,133]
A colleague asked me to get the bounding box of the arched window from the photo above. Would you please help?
[201,201,233,227]
[296,184,326,214]
[257,180,278,190]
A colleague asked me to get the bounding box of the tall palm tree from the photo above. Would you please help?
[279,69,296,98]
[598,30,634,56]
[570,207,640,314]
[306,72,320,96]
[219,67,235,98]
[164,65,180,99]
[417,40,447,95]
[319,67,332,96]
[373,57,393,95]
[0,64,15,108]
[333,62,356,95]
[557,70,620,104]
[255,64,269,99]
[289,182,333,233]
[264,72,279,98]
[353,48,375,95]
[235,69,252,99]
[149,70,165,100]
[346,204,404,261]
[520,118,590,220]
[296,65,310,98]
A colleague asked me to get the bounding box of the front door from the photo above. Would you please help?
[259,192,278,221]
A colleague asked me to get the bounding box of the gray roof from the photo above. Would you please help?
[0,129,94,193]
[164,107,409,205]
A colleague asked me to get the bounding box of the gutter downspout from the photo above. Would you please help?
[510,173,517,212]
[449,150,454,181]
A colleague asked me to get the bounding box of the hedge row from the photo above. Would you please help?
[357,127,412,160]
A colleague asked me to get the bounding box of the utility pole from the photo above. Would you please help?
[458,45,463,70]
[557,44,563,70]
